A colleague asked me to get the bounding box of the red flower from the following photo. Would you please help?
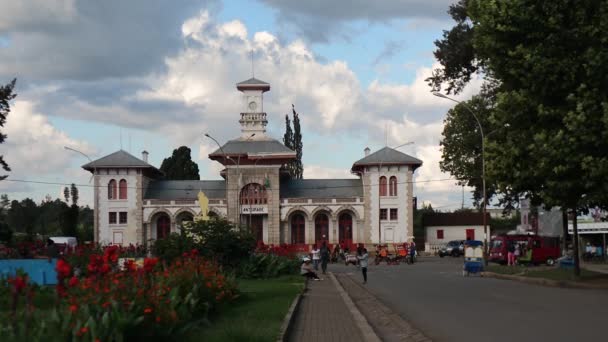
[80,327,89,334]
[156,316,161,323]
[99,263,111,274]
[190,249,199,257]
[56,259,72,279]
[144,307,153,314]
[143,258,158,272]
[8,275,27,293]
[69,304,78,313]
[68,276,79,287]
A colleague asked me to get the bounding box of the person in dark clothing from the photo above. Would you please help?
[320,242,330,274]
[46,238,59,261]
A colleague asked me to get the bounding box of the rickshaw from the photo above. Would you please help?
[463,240,484,276]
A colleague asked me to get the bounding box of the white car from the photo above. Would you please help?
[49,236,78,249]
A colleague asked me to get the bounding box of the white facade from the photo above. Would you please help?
[368,165,413,243]
[87,76,423,247]
[425,225,490,253]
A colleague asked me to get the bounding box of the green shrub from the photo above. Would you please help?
[153,218,256,271]
[238,254,300,279]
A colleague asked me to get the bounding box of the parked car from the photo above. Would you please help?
[489,234,560,265]
[439,240,465,257]
[49,236,78,254]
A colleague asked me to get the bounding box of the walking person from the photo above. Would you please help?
[311,244,320,271]
[514,244,521,265]
[357,248,369,284]
[320,242,330,274]
[301,257,321,280]
[409,240,417,264]
[507,242,516,266]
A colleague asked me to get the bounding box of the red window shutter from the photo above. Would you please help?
[379,177,387,196]
[119,179,127,199]
[437,229,444,239]
[466,229,475,240]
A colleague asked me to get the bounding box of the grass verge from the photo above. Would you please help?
[486,264,608,282]
[185,275,305,342]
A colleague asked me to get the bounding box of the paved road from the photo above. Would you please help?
[331,257,608,342]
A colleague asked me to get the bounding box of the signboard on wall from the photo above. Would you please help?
[241,206,268,214]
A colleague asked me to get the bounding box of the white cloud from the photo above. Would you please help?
[304,165,357,179]
[0,100,95,204]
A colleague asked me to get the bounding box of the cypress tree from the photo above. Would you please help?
[292,104,303,179]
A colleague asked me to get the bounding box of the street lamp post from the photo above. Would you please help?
[432,92,489,264]
[378,141,414,245]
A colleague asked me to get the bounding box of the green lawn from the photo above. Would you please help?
[486,264,608,282]
[185,275,305,342]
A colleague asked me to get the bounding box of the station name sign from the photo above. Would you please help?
[241,205,268,214]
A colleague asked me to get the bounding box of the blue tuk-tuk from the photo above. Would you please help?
[463,240,484,276]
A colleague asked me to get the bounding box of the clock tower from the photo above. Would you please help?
[236,77,270,139]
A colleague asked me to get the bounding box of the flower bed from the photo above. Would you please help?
[1,248,236,341]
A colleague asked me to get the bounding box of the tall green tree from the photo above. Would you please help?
[283,114,295,177]
[0,79,16,180]
[70,183,79,206]
[431,0,608,276]
[292,104,304,179]
[440,91,498,208]
[160,146,200,180]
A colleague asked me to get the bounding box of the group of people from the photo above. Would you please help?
[506,242,529,266]
[300,242,370,284]
[583,242,605,261]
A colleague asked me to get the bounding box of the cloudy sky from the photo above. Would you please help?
[0,0,483,209]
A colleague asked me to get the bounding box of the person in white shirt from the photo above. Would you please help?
[357,248,369,284]
[301,257,320,280]
[311,245,321,271]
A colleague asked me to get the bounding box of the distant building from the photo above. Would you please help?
[423,212,491,253]
[82,76,423,248]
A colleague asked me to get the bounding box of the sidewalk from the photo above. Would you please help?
[583,262,608,274]
[288,274,371,342]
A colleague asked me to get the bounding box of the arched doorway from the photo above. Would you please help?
[315,214,329,246]
[291,213,305,245]
[176,212,194,231]
[156,215,171,239]
[339,213,353,247]
[240,183,267,243]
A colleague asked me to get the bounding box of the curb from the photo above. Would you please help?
[329,272,382,342]
[276,279,307,342]
[481,272,608,290]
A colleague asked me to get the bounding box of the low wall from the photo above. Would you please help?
[0,259,58,285]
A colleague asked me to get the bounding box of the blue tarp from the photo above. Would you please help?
[0,259,58,285]
[464,240,484,247]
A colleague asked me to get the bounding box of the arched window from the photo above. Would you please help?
[314,214,329,245]
[119,179,127,199]
[240,183,268,205]
[157,215,171,239]
[108,179,117,200]
[389,176,398,196]
[338,213,353,243]
[291,214,305,244]
[379,176,387,197]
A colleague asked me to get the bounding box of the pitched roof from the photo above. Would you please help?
[209,138,295,157]
[82,150,160,174]
[144,180,226,200]
[236,77,270,91]
[352,147,422,171]
[280,179,363,198]
[237,77,269,85]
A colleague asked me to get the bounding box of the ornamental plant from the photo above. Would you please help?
[0,249,237,341]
